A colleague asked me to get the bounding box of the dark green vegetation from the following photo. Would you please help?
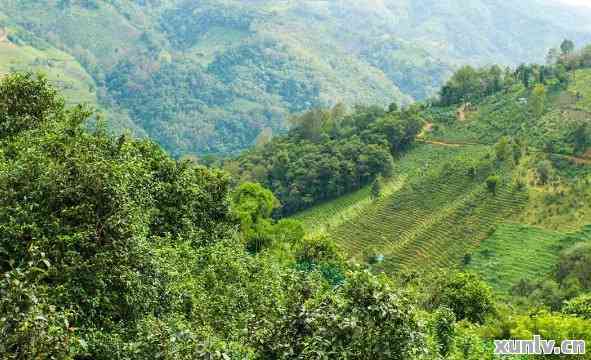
[9,71,582,360]
[226,105,422,215]
[0,73,433,359]
[2,0,591,156]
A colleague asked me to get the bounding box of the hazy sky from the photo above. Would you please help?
[555,0,591,7]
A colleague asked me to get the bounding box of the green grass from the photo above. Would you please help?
[381,181,527,273]
[467,223,565,293]
[292,176,407,236]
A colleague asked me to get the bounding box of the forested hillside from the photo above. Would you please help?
[2,40,591,358]
[1,0,591,155]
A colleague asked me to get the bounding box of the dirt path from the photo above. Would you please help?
[416,139,481,147]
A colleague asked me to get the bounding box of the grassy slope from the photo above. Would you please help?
[293,144,469,234]
[425,69,591,155]
[0,33,96,104]
[292,74,591,290]
[291,142,588,289]
[0,20,144,137]
[467,224,565,293]
[293,143,527,273]
[468,224,591,293]
[570,69,591,114]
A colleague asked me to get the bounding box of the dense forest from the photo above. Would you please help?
[226,104,422,215]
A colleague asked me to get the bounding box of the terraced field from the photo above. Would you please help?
[468,224,591,293]
[330,153,527,272]
[467,224,566,293]
[381,183,527,272]
[292,141,533,272]
[292,143,480,235]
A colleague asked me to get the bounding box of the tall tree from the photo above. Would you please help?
[561,39,575,56]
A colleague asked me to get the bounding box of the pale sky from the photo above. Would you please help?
[555,0,591,8]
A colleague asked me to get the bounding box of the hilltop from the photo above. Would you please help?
[1,0,591,155]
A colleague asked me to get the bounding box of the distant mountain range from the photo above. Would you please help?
[1,0,590,156]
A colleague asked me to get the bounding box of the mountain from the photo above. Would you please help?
[1,0,590,156]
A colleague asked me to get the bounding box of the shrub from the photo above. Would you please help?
[486,175,499,195]
[431,273,495,324]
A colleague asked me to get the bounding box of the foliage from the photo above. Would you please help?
[510,311,591,349]
[0,248,76,359]
[3,0,590,156]
[0,73,64,138]
[439,65,508,106]
[530,83,547,118]
[371,176,383,200]
[556,241,591,291]
[432,307,456,357]
[261,271,426,359]
[485,175,499,195]
[229,105,421,215]
[430,273,495,324]
[231,182,278,230]
[563,293,591,319]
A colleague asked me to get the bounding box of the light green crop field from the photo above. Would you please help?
[467,223,566,293]
[291,143,477,234]
[292,143,531,273]
[570,69,591,114]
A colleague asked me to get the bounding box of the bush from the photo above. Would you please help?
[0,73,64,138]
[486,175,499,195]
[563,293,591,319]
[431,273,495,324]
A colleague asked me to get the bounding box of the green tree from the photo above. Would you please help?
[0,73,63,138]
[561,39,575,56]
[231,182,278,229]
[530,83,546,118]
[433,307,456,358]
[494,137,510,161]
[264,271,425,359]
[556,242,591,291]
[535,159,554,185]
[569,120,590,154]
[432,273,494,324]
[371,176,383,199]
[563,293,591,319]
[486,176,499,196]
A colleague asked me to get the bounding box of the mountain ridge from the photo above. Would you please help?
[1,0,590,155]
